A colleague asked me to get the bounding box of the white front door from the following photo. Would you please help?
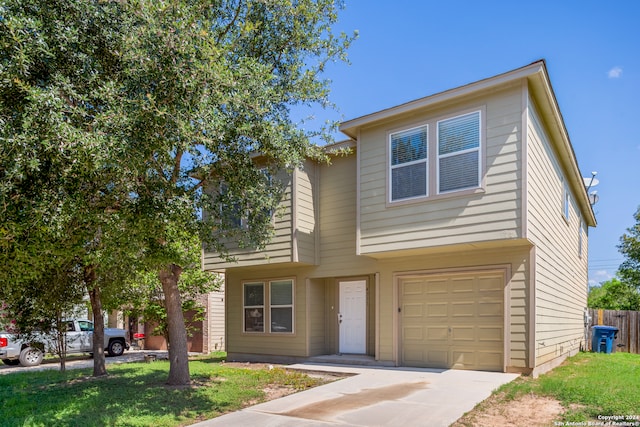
[339,280,367,354]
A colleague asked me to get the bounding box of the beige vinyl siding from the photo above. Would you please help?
[358,87,524,255]
[294,160,317,264]
[314,153,378,277]
[208,282,225,352]
[307,278,326,355]
[202,171,294,270]
[324,279,339,354]
[526,97,588,368]
[224,245,530,369]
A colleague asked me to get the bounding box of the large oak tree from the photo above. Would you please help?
[1,0,354,385]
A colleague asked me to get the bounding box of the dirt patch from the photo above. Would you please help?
[452,393,565,427]
[220,361,349,380]
[220,361,280,370]
[221,361,350,403]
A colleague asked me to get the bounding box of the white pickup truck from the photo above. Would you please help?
[0,319,130,367]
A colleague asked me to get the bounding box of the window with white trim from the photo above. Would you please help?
[270,280,293,333]
[389,125,428,201]
[243,283,264,332]
[388,109,483,203]
[437,111,481,193]
[243,279,294,334]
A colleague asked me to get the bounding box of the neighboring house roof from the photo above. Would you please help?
[339,59,596,227]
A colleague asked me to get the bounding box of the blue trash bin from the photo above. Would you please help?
[591,325,618,353]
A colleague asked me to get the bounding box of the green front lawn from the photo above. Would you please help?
[483,352,640,423]
[0,353,325,427]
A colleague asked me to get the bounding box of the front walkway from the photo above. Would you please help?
[190,363,519,427]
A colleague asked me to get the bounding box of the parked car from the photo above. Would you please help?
[0,319,130,367]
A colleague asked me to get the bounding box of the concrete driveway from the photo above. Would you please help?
[0,350,168,374]
[191,363,519,427]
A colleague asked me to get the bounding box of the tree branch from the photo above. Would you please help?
[170,149,183,185]
[148,153,169,182]
[215,1,243,45]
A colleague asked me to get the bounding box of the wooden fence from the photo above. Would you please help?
[587,309,640,354]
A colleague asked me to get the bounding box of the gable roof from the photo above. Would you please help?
[339,60,596,227]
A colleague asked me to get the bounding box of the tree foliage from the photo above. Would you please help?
[123,237,221,342]
[0,0,137,376]
[1,0,354,384]
[107,0,354,385]
[618,206,640,289]
[0,263,86,371]
[588,277,640,311]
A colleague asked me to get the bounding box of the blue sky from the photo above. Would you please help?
[307,0,640,287]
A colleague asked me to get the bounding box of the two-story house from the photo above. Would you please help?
[203,60,596,376]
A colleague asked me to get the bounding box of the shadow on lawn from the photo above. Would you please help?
[0,360,251,426]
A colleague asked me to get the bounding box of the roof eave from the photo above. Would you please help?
[527,64,597,227]
[339,60,546,138]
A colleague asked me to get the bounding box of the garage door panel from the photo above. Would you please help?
[403,326,423,340]
[403,347,425,365]
[451,350,476,369]
[426,350,448,367]
[476,351,503,369]
[451,277,474,293]
[479,276,504,291]
[403,303,423,318]
[425,279,448,294]
[478,326,502,342]
[451,326,475,341]
[451,302,475,317]
[478,302,502,317]
[426,302,448,317]
[426,326,449,341]
[401,270,505,371]
[403,280,423,295]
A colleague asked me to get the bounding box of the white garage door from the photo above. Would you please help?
[400,270,504,371]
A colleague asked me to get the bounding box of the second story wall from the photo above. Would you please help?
[293,159,318,264]
[202,167,302,270]
[314,151,377,277]
[357,84,525,255]
[526,95,589,364]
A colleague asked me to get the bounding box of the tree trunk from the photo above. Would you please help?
[55,315,67,373]
[86,266,107,377]
[159,263,190,386]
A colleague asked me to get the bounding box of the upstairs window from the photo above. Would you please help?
[219,168,275,229]
[389,125,428,201]
[437,111,481,193]
[387,109,483,204]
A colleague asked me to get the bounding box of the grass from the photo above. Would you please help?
[0,352,326,427]
[487,352,640,422]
